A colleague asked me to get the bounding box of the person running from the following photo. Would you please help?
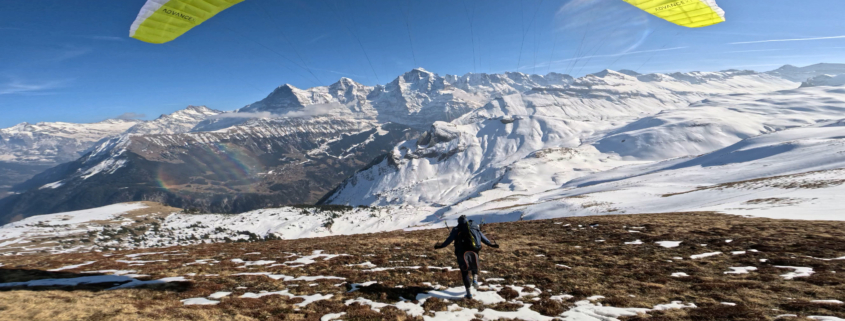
[433,215,499,299]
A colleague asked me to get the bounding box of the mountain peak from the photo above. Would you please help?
[401,68,435,78]
[275,83,299,91]
[333,77,363,88]
[185,105,211,112]
[590,69,633,78]
[617,69,642,77]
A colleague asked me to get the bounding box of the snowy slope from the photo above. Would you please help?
[0,105,222,167]
[431,87,845,222]
[125,105,222,135]
[5,118,845,254]
[802,74,845,87]
[322,70,797,207]
[0,119,140,164]
[10,68,792,219]
[5,65,831,230]
[457,126,845,222]
[593,86,845,159]
[4,102,845,253]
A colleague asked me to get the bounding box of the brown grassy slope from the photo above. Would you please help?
[0,212,843,321]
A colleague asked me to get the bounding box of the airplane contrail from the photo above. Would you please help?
[731,35,845,45]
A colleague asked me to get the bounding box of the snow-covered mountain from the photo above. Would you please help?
[321,69,797,206]
[3,64,834,224]
[766,63,845,82]
[323,85,845,227]
[125,105,222,135]
[802,74,845,87]
[0,68,585,220]
[0,106,224,200]
[204,68,576,130]
[0,119,140,165]
[0,114,419,221]
[8,64,845,246]
[0,106,222,167]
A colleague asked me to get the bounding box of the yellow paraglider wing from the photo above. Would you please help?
[623,0,725,28]
[130,0,244,44]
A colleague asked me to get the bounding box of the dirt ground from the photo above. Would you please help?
[1,212,843,320]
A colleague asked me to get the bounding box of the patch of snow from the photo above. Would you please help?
[776,266,815,279]
[690,252,722,259]
[348,281,378,292]
[725,266,758,274]
[550,294,574,302]
[108,276,189,290]
[809,317,845,321]
[283,250,345,266]
[39,181,64,190]
[48,261,96,271]
[181,298,219,305]
[208,292,231,299]
[417,286,505,305]
[811,300,843,304]
[346,261,377,268]
[321,312,346,321]
[656,241,682,248]
[652,301,697,311]
[240,290,333,307]
[231,259,276,267]
[231,272,344,282]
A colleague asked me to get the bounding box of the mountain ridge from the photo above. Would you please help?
[4,63,842,223]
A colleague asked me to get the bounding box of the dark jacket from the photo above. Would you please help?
[437,219,495,254]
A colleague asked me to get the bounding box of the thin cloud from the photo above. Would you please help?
[212,103,342,119]
[494,46,691,74]
[308,67,367,79]
[553,46,689,63]
[718,49,789,54]
[282,102,340,118]
[731,35,845,45]
[77,35,125,42]
[0,79,67,95]
[114,112,146,120]
[53,46,92,62]
[210,111,274,119]
[306,33,331,45]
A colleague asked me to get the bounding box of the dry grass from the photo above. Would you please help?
[1,212,844,320]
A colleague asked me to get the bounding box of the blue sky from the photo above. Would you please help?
[2,0,845,127]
